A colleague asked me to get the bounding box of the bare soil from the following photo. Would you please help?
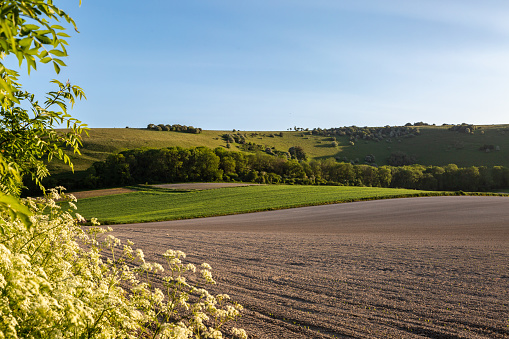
[70,183,260,199]
[152,183,261,190]
[70,187,136,199]
[108,196,509,338]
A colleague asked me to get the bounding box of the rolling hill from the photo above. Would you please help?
[50,124,509,176]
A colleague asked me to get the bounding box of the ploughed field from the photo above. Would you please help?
[108,196,509,338]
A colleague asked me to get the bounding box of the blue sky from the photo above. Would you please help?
[14,0,509,130]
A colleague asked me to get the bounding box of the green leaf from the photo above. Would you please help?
[49,49,66,57]
[26,56,36,75]
[26,47,40,55]
[36,29,52,36]
[54,59,66,67]
[0,39,8,51]
[35,35,52,45]
[53,62,60,74]
[24,24,40,31]
[0,194,33,230]
[19,37,32,47]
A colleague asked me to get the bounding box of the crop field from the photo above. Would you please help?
[105,196,509,338]
[74,185,443,224]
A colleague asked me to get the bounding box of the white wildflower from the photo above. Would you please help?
[75,213,86,223]
[135,249,145,263]
[232,327,248,339]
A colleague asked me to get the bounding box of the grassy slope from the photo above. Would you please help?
[74,185,442,224]
[338,125,509,168]
[51,124,509,175]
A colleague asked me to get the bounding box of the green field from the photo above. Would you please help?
[52,124,509,176]
[74,185,444,224]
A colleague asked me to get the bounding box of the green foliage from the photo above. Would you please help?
[1,80,87,191]
[0,0,87,194]
[310,125,420,141]
[49,145,509,194]
[86,147,224,188]
[288,145,307,161]
[449,123,476,134]
[148,123,202,134]
[75,185,438,224]
[387,151,416,166]
[0,154,32,228]
[0,0,80,104]
[222,133,244,144]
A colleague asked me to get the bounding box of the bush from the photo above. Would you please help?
[387,151,416,166]
[288,146,307,161]
[147,124,202,134]
[364,154,376,163]
[0,188,246,338]
[479,144,495,152]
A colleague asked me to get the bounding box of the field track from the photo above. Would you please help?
[109,196,509,338]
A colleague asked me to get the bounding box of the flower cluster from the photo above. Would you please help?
[0,188,247,338]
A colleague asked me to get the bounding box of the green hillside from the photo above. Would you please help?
[50,124,509,175]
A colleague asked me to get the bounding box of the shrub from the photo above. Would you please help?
[387,151,416,166]
[288,146,307,161]
[364,154,376,163]
[449,124,476,133]
[0,188,246,338]
[479,144,495,152]
[147,124,202,134]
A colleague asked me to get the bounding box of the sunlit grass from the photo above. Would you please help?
[75,185,444,224]
[53,124,509,177]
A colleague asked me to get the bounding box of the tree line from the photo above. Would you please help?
[73,146,509,192]
[147,123,202,133]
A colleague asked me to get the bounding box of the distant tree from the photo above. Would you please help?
[355,165,379,187]
[458,166,480,192]
[288,146,307,161]
[364,154,376,163]
[377,166,392,187]
[390,166,421,189]
[387,151,416,166]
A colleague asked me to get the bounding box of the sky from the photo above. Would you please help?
[12,0,509,130]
